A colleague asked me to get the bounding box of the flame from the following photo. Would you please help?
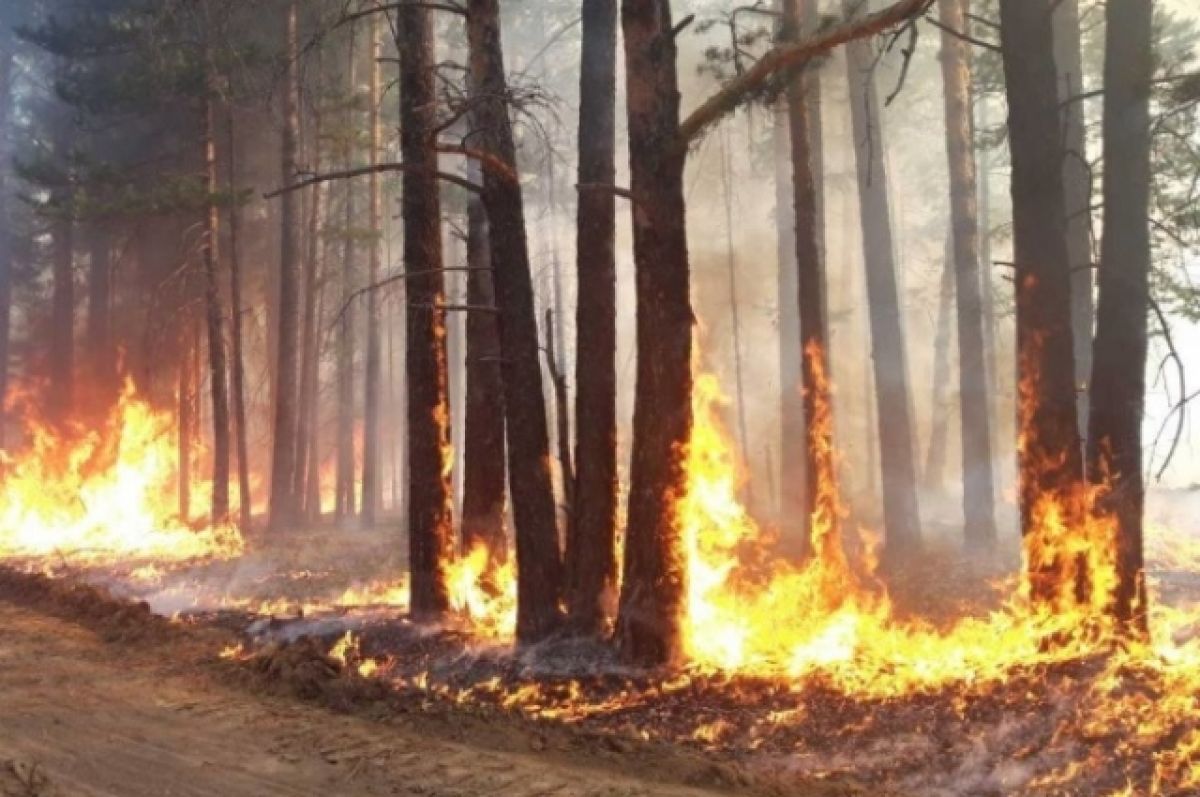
[0,379,243,567]
[446,541,516,639]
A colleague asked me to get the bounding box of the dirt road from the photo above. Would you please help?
[0,603,722,797]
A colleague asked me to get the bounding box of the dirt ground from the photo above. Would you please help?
[0,602,730,797]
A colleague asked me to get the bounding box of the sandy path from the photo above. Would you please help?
[0,603,719,797]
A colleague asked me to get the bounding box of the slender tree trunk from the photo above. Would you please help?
[720,126,752,504]
[843,0,922,559]
[999,0,1084,602]
[544,307,575,517]
[398,2,454,617]
[566,0,619,635]
[50,160,75,425]
[976,95,1000,455]
[226,111,252,530]
[361,14,384,527]
[294,104,323,521]
[467,0,565,643]
[937,0,996,548]
[305,276,327,518]
[201,96,231,525]
[336,31,359,524]
[86,225,115,408]
[783,0,834,555]
[461,178,508,557]
[924,239,953,492]
[1053,0,1094,445]
[1086,0,1152,632]
[775,93,803,535]
[269,0,303,531]
[614,0,693,665]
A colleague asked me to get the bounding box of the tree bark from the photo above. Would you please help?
[461,182,507,557]
[467,0,565,644]
[999,0,1084,602]
[294,101,324,522]
[783,0,834,555]
[1052,0,1094,445]
[843,0,922,560]
[566,0,619,635]
[361,13,384,527]
[201,95,231,526]
[398,2,454,618]
[226,110,252,530]
[613,0,693,666]
[937,0,996,549]
[1086,0,1152,632]
[269,0,303,532]
[336,31,359,525]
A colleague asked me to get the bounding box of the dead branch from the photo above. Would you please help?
[333,1,465,30]
[434,144,519,184]
[1148,295,1189,481]
[676,0,933,147]
[923,13,1000,52]
[264,162,480,199]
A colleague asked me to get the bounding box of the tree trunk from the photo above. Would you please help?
[336,31,359,525]
[361,13,384,527]
[398,2,454,618]
[294,103,324,521]
[201,96,231,526]
[566,0,619,635]
[269,0,303,532]
[924,239,953,492]
[226,111,252,530]
[843,0,922,559]
[1086,0,1152,632]
[1053,0,1094,445]
[613,0,693,666]
[50,184,74,425]
[937,0,996,549]
[461,183,507,557]
[179,321,195,522]
[775,93,803,536]
[86,225,115,408]
[998,0,1084,602]
[783,0,834,555]
[544,307,575,518]
[467,0,565,644]
[720,126,752,505]
[0,33,11,445]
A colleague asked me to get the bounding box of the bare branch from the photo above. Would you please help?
[434,143,519,184]
[264,162,481,199]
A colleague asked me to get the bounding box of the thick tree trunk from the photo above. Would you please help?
[999,0,1084,602]
[614,0,693,666]
[86,226,115,407]
[1086,0,1152,632]
[566,0,619,635]
[937,0,996,549]
[843,0,922,559]
[336,32,359,525]
[1053,0,1094,445]
[783,0,834,555]
[268,0,303,532]
[201,97,231,525]
[461,184,507,556]
[398,2,454,618]
[361,14,384,527]
[924,240,953,492]
[467,0,565,644]
[226,112,252,530]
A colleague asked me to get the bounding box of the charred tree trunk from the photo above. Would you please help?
[614,0,693,665]
[201,96,231,525]
[226,111,252,530]
[924,239,953,492]
[461,183,507,556]
[361,14,384,527]
[467,0,565,643]
[336,32,359,525]
[1053,0,1094,445]
[783,0,834,554]
[843,0,922,559]
[999,0,1084,601]
[937,0,996,549]
[268,0,303,532]
[398,2,453,617]
[1086,0,1152,632]
[566,0,619,635]
[86,226,115,408]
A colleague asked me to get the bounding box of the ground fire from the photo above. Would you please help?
[1,0,1198,795]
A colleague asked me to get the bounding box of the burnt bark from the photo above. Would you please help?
[461,186,507,556]
[999,0,1085,601]
[361,14,384,527]
[467,0,565,644]
[566,0,619,635]
[614,0,693,666]
[201,95,231,525]
[1086,0,1152,632]
[937,0,996,549]
[398,2,454,618]
[269,0,303,532]
[843,0,922,559]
